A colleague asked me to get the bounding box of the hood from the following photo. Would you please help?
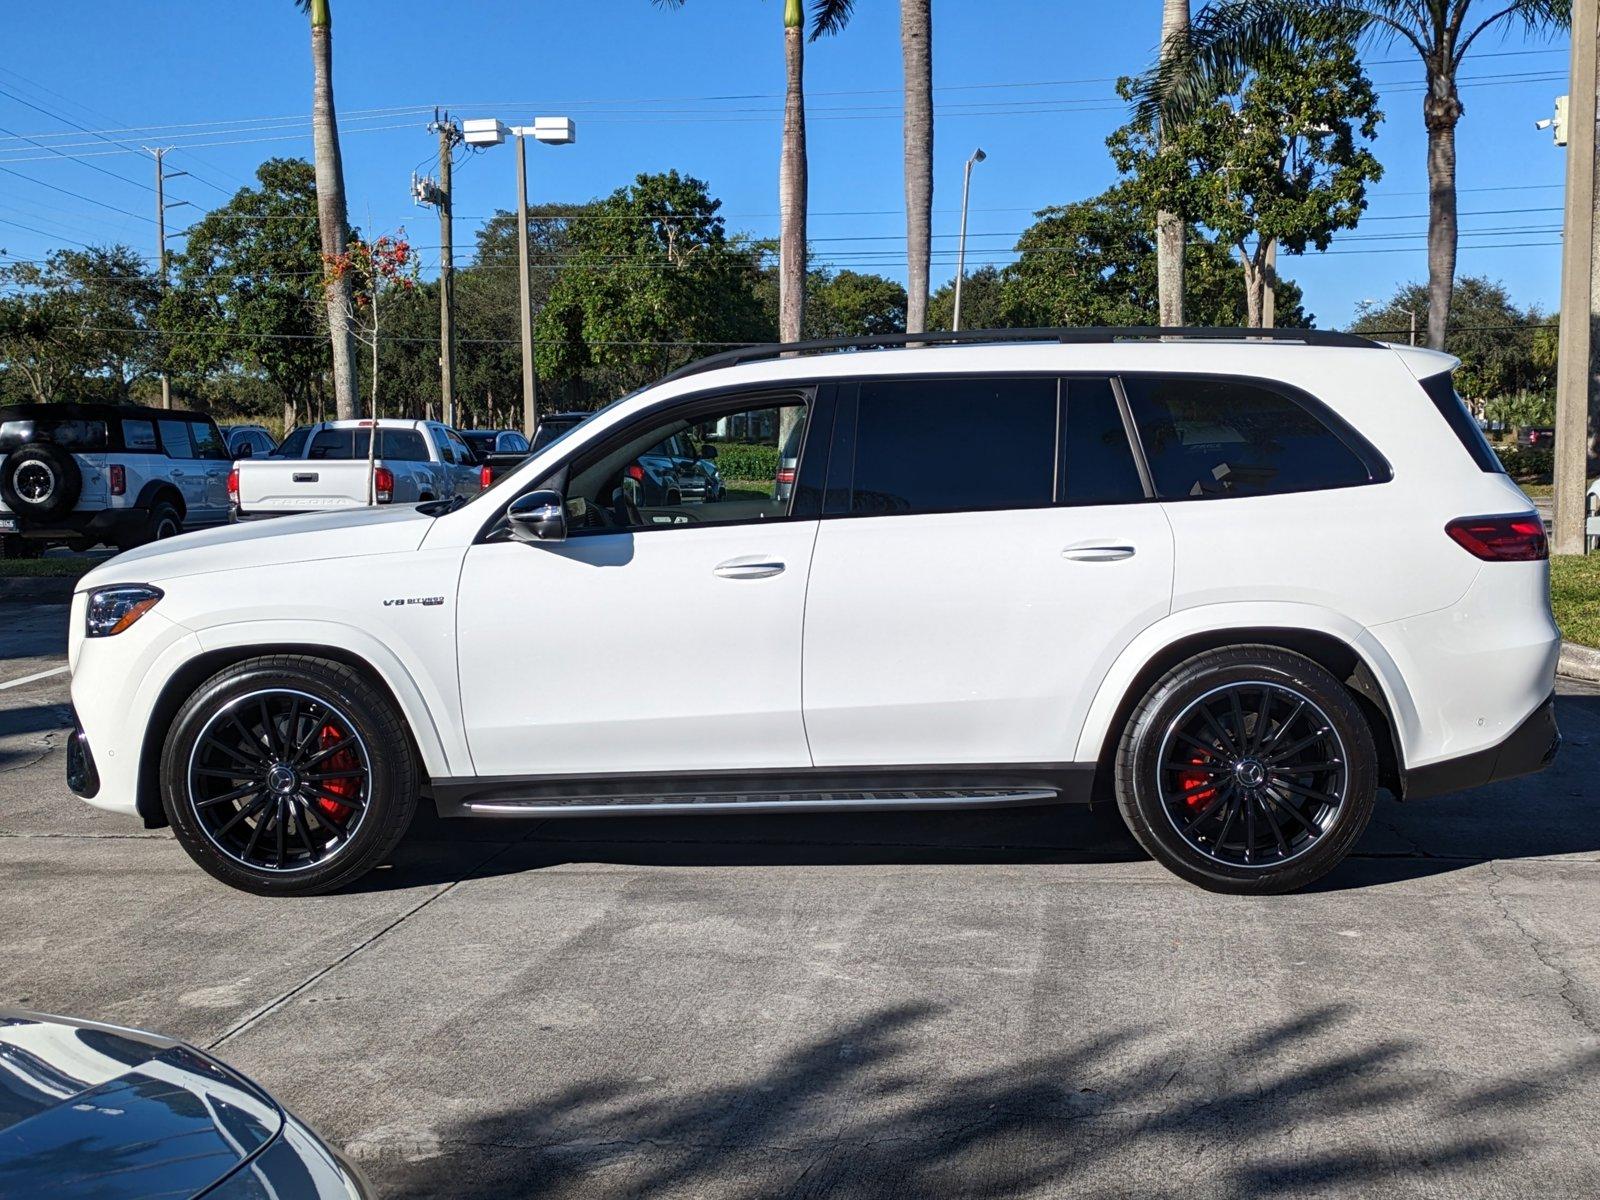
[0,1012,282,1200]
[78,505,436,592]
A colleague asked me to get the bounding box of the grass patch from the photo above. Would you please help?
[0,555,95,578]
[723,480,773,502]
[1551,554,1600,648]
[1520,482,1553,500]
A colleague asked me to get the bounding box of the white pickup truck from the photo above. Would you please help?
[230,418,489,519]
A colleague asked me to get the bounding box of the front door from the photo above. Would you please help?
[456,392,820,778]
[802,375,1175,768]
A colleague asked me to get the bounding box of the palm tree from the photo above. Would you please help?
[1156,0,1190,327]
[1141,0,1567,350]
[295,0,358,419]
[902,0,933,334]
[653,0,855,345]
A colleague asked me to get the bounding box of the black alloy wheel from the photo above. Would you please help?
[1115,646,1377,894]
[162,655,418,895]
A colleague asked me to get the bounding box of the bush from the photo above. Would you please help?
[1493,444,1552,483]
[709,442,781,483]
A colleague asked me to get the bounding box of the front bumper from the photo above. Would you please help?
[1403,693,1561,800]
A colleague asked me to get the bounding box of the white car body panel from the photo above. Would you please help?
[66,338,1558,835]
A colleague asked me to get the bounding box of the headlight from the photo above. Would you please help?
[85,585,164,638]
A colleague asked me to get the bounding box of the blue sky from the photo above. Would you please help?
[0,1,1573,329]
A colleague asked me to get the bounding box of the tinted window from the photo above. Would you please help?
[1419,370,1504,473]
[308,428,430,462]
[189,421,227,460]
[849,377,1057,515]
[251,432,276,455]
[0,419,108,452]
[272,427,310,458]
[157,419,194,459]
[1122,376,1373,499]
[121,419,158,453]
[501,432,529,453]
[1063,379,1145,505]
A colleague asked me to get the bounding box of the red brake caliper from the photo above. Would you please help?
[314,724,357,819]
[1178,754,1217,807]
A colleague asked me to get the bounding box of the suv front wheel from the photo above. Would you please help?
[160,655,419,895]
[1114,646,1377,894]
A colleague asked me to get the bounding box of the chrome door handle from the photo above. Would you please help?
[1062,544,1136,562]
[714,560,785,579]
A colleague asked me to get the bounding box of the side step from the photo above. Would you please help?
[457,788,1061,818]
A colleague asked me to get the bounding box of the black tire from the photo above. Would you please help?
[0,534,43,560]
[144,500,183,545]
[160,655,419,895]
[0,444,82,521]
[1114,645,1377,895]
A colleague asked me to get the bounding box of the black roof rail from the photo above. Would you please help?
[658,325,1383,384]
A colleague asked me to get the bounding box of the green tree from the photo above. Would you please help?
[928,266,1014,331]
[650,0,855,345]
[1001,186,1309,329]
[1115,29,1381,326]
[533,171,769,399]
[0,246,159,402]
[162,158,330,427]
[807,268,907,337]
[1140,0,1568,349]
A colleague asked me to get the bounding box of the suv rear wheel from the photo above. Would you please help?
[160,655,419,895]
[1114,646,1377,894]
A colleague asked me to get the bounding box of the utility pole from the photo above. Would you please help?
[952,147,985,332]
[145,147,189,409]
[1554,0,1598,556]
[428,111,461,427]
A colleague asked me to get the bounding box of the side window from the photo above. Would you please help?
[1063,378,1146,505]
[503,432,529,453]
[381,430,429,462]
[121,419,158,453]
[253,432,276,456]
[848,377,1057,515]
[447,430,475,463]
[563,397,810,533]
[1121,375,1375,499]
[272,427,310,458]
[157,419,194,459]
[189,422,228,461]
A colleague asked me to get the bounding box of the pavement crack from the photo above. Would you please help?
[1485,860,1600,1040]
[205,838,522,1052]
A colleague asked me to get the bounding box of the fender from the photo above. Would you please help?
[1071,601,1422,766]
[133,478,185,515]
[191,618,467,779]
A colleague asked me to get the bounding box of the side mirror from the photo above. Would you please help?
[507,489,567,544]
[698,443,718,460]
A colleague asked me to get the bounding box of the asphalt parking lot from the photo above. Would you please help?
[3,599,1599,1199]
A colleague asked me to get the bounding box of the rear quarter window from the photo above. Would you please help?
[1122,375,1384,499]
[1419,370,1504,473]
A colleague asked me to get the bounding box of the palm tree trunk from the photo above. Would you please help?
[901,0,932,335]
[779,0,808,346]
[1423,73,1462,352]
[1156,0,1189,328]
[308,0,359,419]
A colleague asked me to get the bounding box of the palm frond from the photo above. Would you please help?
[1456,0,1569,64]
[649,0,687,8]
[810,0,856,40]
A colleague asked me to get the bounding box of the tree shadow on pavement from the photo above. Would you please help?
[372,1002,1600,1199]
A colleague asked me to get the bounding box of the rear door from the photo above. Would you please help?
[156,419,223,526]
[801,375,1175,768]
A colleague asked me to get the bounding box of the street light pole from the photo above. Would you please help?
[515,131,538,440]
[951,147,985,332]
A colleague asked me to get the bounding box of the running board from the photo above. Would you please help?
[457,788,1060,818]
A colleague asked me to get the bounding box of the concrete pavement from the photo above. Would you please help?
[3,599,1599,1198]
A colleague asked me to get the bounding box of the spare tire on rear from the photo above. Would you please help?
[0,444,82,521]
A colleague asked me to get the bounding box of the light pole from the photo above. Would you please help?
[463,116,575,438]
[951,147,985,332]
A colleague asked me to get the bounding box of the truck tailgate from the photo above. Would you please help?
[235,460,379,515]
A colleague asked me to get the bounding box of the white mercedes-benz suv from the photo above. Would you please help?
[65,329,1561,896]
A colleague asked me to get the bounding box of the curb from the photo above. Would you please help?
[1559,641,1600,684]
[0,576,80,604]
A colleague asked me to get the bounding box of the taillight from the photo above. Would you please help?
[625,464,645,482]
[374,466,394,504]
[775,466,796,486]
[226,467,238,505]
[480,464,493,489]
[109,464,126,496]
[1445,514,1548,561]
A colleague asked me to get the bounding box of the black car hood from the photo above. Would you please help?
[0,1012,282,1200]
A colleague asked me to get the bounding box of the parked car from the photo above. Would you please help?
[230,418,489,518]
[0,1010,369,1198]
[1519,426,1556,448]
[0,402,231,556]
[221,424,278,460]
[66,329,1560,897]
[773,417,804,502]
[461,428,530,483]
[531,411,591,452]
[625,429,724,506]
